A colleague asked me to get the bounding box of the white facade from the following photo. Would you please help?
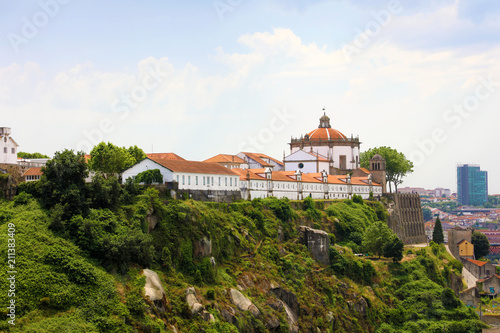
[0,127,19,165]
[284,150,330,174]
[121,158,239,191]
[236,169,382,201]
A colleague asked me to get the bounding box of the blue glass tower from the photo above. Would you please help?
[457,164,488,206]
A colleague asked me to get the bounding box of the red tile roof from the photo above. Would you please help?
[204,154,245,164]
[240,152,283,167]
[149,157,236,176]
[466,258,488,267]
[22,167,43,176]
[146,153,185,161]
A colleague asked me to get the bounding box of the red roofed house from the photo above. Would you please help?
[477,274,500,296]
[462,258,495,280]
[203,154,248,170]
[22,167,43,182]
[121,157,240,201]
[236,152,284,171]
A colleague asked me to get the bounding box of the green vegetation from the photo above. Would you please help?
[133,169,163,184]
[88,142,146,178]
[472,231,490,259]
[360,146,414,193]
[422,207,432,221]
[0,162,486,332]
[432,217,444,244]
[17,152,50,159]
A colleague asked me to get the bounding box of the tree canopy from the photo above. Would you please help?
[383,235,404,262]
[432,217,444,244]
[134,169,163,185]
[360,146,414,193]
[422,207,433,221]
[471,231,490,259]
[17,151,50,159]
[88,142,146,179]
[362,221,394,258]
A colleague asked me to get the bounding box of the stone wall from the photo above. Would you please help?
[447,228,472,259]
[462,258,495,280]
[385,193,427,244]
[172,189,242,203]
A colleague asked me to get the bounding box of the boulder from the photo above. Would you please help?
[186,287,203,315]
[270,287,299,318]
[266,315,280,329]
[298,226,330,265]
[194,236,212,257]
[146,208,158,232]
[143,269,166,312]
[354,297,368,317]
[201,310,215,323]
[230,288,260,317]
[221,307,238,325]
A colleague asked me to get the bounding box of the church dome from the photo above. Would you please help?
[307,127,347,141]
[306,112,347,140]
[371,154,384,160]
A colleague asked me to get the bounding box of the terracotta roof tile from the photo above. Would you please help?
[204,154,246,164]
[149,158,236,176]
[22,167,43,177]
[146,153,185,161]
[240,152,283,167]
[466,258,488,267]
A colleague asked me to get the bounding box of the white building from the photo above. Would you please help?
[0,127,19,165]
[232,168,382,201]
[286,112,360,174]
[237,152,284,171]
[122,157,240,191]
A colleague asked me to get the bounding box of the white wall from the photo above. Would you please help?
[173,173,239,191]
[0,137,18,164]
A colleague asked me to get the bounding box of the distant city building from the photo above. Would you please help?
[457,164,488,206]
[398,187,451,198]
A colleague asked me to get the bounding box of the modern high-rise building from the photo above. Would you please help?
[457,164,488,206]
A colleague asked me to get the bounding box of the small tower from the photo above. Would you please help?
[369,154,387,194]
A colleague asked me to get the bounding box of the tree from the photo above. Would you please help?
[133,169,163,185]
[38,149,89,219]
[472,231,490,259]
[362,221,393,258]
[422,207,432,221]
[17,152,50,159]
[432,217,444,244]
[88,142,145,179]
[360,146,414,193]
[383,235,404,262]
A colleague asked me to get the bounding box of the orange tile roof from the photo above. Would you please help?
[204,154,246,164]
[146,153,185,161]
[22,167,43,177]
[149,157,236,176]
[358,167,370,174]
[240,152,283,167]
[231,168,265,181]
[466,259,488,267]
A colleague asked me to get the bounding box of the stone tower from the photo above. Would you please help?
[369,154,387,194]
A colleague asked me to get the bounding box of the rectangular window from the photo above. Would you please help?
[235,179,238,187]
[11,148,15,154]
[188,176,191,185]
[230,178,232,186]
[196,176,198,185]
[203,177,205,185]
[211,177,214,186]
[3,147,6,153]
[218,177,221,186]
[182,175,185,185]
[176,175,179,183]
[225,177,227,186]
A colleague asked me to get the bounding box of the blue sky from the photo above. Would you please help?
[1,0,500,193]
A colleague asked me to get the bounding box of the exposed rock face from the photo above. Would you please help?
[186,287,203,315]
[299,226,330,265]
[146,208,158,232]
[266,315,280,329]
[229,288,260,317]
[354,297,368,317]
[270,287,299,333]
[143,269,166,312]
[221,307,238,325]
[194,236,212,257]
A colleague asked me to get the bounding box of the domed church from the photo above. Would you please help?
[284,111,361,175]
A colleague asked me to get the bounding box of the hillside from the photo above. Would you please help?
[0,186,487,332]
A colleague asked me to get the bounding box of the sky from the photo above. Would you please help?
[1,0,499,193]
